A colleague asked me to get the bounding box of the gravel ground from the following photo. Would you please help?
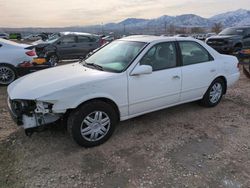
[0,72,250,188]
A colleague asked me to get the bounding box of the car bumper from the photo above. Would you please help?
[227,72,240,87]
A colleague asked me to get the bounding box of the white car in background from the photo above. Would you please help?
[7,36,240,147]
[24,34,42,41]
[0,39,37,85]
[0,33,9,39]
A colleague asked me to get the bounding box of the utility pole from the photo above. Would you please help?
[101,23,104,35]
[123,24,126,35]
[164,21,167,34]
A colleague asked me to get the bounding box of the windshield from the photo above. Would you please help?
[47,33,60,42]
[219,28,245,36]
[84,40,146,73]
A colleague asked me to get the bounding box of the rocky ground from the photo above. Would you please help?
[0,73,250,188]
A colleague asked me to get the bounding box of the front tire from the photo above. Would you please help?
[200,78,225,107]
[67,101,118,147]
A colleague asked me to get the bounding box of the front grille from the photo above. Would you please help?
[207,39,226,46]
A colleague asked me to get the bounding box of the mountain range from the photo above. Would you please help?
[109,9,250,29]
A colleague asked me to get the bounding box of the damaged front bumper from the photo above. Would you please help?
[7,97,62,130]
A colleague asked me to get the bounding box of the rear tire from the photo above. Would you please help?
[67,100,118,147]
[200,78,225,107]
[0,64,16,85]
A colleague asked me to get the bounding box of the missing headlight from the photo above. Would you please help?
[35,101,53,114]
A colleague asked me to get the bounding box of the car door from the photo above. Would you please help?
[178,41,217,102]
[76,35,96,58]
[128,42,182,115]
[56,35,78,59]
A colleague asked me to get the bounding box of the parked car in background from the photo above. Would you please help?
[7,36,239,147]
[206,26,250,54]
[206,33,216,38]
[102,35,115,43]
[197,34,206,41]
[0,39,51,85]
[9,33,22,40]
[24,34,42,41]
[0,33,9,39]
[34,32,103,64]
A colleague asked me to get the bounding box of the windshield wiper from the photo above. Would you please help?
[84,62,104,71]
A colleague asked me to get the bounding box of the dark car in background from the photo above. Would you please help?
[34,32,103,64]
[205,27,250,54]
[9,33,22,40]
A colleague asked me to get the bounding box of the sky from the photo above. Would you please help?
[0,0,250,27]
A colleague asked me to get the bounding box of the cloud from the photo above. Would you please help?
[0,0,249,27]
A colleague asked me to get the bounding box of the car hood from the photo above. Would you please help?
[8,63,115,100]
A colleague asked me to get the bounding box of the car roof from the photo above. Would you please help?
[120,35,196,43]
[60,32,99,37]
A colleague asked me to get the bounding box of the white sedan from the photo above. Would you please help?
[7,36,240,147]
[0,39,37,85]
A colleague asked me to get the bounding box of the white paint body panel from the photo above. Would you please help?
[0,39,35,67]
[7,36,240,124]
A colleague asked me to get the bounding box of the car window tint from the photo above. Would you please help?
[179,41,210,66]
[140,42,177,71]
[78,36,91,43]
[61,36,76,44]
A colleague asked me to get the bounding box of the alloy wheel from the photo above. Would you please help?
[209,83,223,104]
[0,66,15,85]
[81,111,111,142]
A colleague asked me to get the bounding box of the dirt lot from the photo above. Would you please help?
[0,73,250,188]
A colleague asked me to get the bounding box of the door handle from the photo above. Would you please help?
[172,75,180,79]
[72,45,76,47]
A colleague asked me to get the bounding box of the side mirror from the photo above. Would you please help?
[131,65,152,76]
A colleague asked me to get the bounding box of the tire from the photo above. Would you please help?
[67,100,118,147]
[200,78,225,107]
[48,54,59,66]
[233,44,242,53]
[0,64,16,85]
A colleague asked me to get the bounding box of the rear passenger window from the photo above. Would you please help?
[61,36,76,44]
[179,41,212,66]
[78,36,91,43]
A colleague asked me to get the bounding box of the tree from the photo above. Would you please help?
[211,23,223,34]
[167,24,176,35]
[191,27,205,34]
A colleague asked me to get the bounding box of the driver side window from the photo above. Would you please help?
[140,42,177,71]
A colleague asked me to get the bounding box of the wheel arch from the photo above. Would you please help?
[234,42,243,48]
[0,62,17,74]
[66,97,121,121]
[214,75,227,94]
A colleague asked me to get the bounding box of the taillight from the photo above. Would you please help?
[240,49,250,55]
[18,61,33,67]
[25,50,36,56]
